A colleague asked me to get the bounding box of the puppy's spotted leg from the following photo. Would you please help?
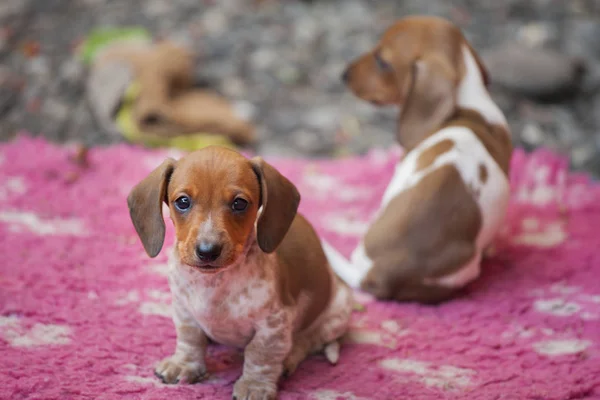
[233,311,292,400]
[155,297,208,384]
[283,336,311,378]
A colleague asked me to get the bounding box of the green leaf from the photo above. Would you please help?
[79,27,151,64]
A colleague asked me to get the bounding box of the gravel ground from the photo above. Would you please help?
[2,0,600,175]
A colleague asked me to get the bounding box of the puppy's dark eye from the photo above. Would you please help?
[374,53,392,72]
[231,198,248,212]
[174,196,191,211]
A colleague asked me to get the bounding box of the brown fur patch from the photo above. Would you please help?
[447,109,513,176]
[361,165,482,304]
[479,163,488,183]
[275,214,332,331]
[178,324,208,349]
[416,139,454,171]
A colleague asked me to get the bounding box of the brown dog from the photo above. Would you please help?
[324,16,513,304]
[128,146,353,399]
[97,41,255,145]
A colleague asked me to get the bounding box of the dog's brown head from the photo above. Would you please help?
[341,16,489,150]
[127,146,300,273]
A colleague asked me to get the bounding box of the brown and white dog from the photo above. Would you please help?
[323,16,513,304]
[128,147,353,399]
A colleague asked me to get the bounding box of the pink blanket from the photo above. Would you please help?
[1,135,599,399]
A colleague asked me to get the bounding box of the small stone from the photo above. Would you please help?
[483,44,586,99]
[27,57,50,78]
[143,0,171,17]
[593,94,600,129]
[517,22,557,47]
[59,58,84,83]
[232,100,256,122]
[20,41,41,58]
[293,16,319,43]
[306,106,340,131]
[250,48,278,70]
[165,30,194,50]
[0,33,6,54]
[42,98,70,121]
[291,129,334,155]
[0,0,25,19]
[221,77,247,97]
[564,19,600,59]
[276,65,302,84]
[571,145,595,168]
[201,8,228,36]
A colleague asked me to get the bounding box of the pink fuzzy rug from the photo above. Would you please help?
[1,135,599,400]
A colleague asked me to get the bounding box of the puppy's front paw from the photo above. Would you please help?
[154,355,207,384]
[233,377,277,400]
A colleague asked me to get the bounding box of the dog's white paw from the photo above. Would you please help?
[154,355,207,384]
[232,377,277,400]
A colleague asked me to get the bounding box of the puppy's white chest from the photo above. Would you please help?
[168,253,275,348]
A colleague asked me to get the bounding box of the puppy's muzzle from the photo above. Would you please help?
[196,241,222,263]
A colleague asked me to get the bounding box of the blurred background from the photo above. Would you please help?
[1,0,600,174]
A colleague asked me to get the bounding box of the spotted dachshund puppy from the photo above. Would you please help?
[128,146,353,400]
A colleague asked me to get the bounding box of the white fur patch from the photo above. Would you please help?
[345,329,395,348]
[167,248,281,347]
[322,240,364,289]
[345,316,408,349]
[197,215,215,239]
[457,45,507,126]
[227,279,271,320]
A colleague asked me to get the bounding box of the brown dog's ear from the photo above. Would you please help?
[127,158,176,258]
[250,157,300,253]
[397,54,457,151]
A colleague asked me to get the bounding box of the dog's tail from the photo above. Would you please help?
[321,240,362,289]
[324,340,340,364]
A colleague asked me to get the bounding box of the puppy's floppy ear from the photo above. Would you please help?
[127,158,176,258]
[250,157,300,253]
[397,54,457,150]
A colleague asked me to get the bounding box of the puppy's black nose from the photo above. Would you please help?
[196,241,222,263]
[341,67,351,83]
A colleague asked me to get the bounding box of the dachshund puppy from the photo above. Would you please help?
[128,146,353,399]
[324,16,513,304]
